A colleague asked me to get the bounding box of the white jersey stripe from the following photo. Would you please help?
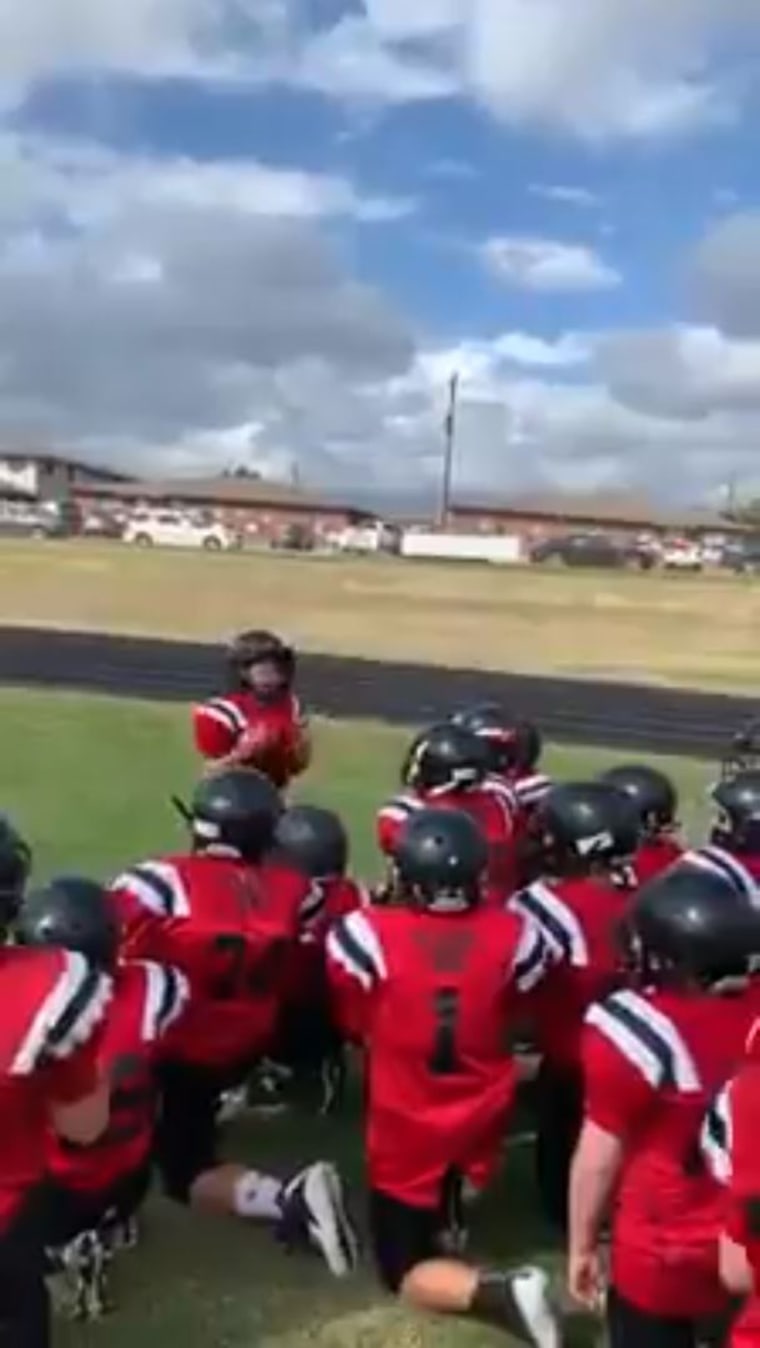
[587,989,701,1093]
[512,880,588,966]
[511,917,550,993]
[682,846,759,902]
[111,861,191,918]
[701,1083,733,1184]
[612,989,701,1091]
[12,952,112,1075]
[139,961,190,1042]
[326,910,387,990]
[205,698,248,734]
[586,1001,664,1088]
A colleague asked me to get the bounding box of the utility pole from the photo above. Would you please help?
[438,371,459,529]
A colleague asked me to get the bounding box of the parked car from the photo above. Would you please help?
[723,536,760,574]
[0,500,75,539]
[529,532,654,570]
[122,511,237,551]
[661,538,704,572]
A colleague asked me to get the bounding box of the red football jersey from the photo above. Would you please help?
[111,853,306,1068]
[192,689,309,789]
[326,903,550,1206]
[0,947,112,1230]
[376,784,519,898]
[632,835,685,887]
[47,960,188,1194]
[583,985,758,1317]
[511,874,631,1068]
[701,1066,760,1347]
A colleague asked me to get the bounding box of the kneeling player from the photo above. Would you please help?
[15,876,189,1318]
[111,769,357,1278]
[569,866,760,1347]
[327,807,560,1346]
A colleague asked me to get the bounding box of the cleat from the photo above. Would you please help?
[502,1266,562,1348]
[278,1161,359,1278]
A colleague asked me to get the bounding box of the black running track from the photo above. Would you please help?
[0,625,755,759]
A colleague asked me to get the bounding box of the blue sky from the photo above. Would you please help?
[2,0,760,504]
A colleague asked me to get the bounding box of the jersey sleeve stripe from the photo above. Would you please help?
[514,774,551,806]
[327,912,386,989]
[205,699,248,733]
[299,883,327,925]
[140,962,190,1041]
[701,1085,733,1184]
[683,847,758,900]
[112,862,190,918]
[585,1000,665,1088]
[511,918,550,993]
[511,882,585,965]
[613,989,701,1091]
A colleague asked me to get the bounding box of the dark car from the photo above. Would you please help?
[529,531,654,570]
[722,536,760,574]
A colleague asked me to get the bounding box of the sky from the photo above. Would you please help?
[3,1,760,505]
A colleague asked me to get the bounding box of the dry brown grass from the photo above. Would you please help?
[2,539,758,692]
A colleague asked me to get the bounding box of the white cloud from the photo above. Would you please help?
[1,0,755,142]
[483,236,621,292]
[690,212,760,338]
[530,184,601,208]
[599,324,760,417]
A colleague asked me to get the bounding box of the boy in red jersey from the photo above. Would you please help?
[110,768,357,1279]
[569,866,760,1348]
[681,770,760,898]
[0,820,112,1348]
[510,781,640,1231]
[601,763,684,885]
[451,703,551,824]
[327,807,560,1345]
[15,875,189,1320]
[193,630,311,790]
[377,723,519,898]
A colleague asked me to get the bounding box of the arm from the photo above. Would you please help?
[325,911,382,1044]
[568,1121,624,1308]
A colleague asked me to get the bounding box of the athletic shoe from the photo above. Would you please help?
[502,1266,562,1348]
[278,1161,359,1278]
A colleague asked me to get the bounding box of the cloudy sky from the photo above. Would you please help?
[3,0,760,504]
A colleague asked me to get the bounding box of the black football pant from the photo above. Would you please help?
[0,1194,49,1348]
[533,1059,583,1233]
[607,1288,735,1348]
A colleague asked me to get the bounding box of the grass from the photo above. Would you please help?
[0,687,717,1348]
[0,539,758,694]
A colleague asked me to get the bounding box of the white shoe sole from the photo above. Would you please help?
[508,1267,562,1348]
[302,1162,359,1279]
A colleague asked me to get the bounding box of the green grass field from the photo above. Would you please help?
[0,687,717,1348]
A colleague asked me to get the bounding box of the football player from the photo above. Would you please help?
[680,769,760,897]
[15,875,189,1318]
[0,819,112,1348]
[193,629,311,790]
[326,807,560,1346]
[701,1068,760,1348]
[569,866,760,1348]
[377,722,519,896]
[601,763,684,885]
[510,781,640,1230]
[451,703,551,817]
[266,804,368,1114]
[110,769,357,1278]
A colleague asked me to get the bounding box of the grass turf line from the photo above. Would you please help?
[0,687,715,1348]
[0,538,758,693]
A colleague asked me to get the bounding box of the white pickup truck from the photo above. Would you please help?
[123,511,236,551]
[661,538,704,571]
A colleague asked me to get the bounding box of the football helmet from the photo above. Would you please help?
[274,805,348,879]
[721,719,760,780]
[710,770,760,855]
[393,807,488,912]
[452,703,542,775]
[16,875,119,971]
[620,864,760,988]
[189,768,283,861]
[601,764,678,837]
[402,723,489,794]
[535,781,640,872]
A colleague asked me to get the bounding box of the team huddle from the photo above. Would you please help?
[2,629,760,1348]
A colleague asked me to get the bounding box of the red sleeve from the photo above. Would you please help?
[581,1021,659,1138]
[325,916,375,1043]
[193,703,237,759]
[43,1038,101,1104]
[376,805,402,857]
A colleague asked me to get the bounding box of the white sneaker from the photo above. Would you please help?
[504,1266,562,1348]
[279,1161,359,1278]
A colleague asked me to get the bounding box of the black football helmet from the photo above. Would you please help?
[710,770,760,855]
[274,804,348,879]
[620,865,760,988]
[601,764,678,837]
[227,629,295,700]
[451,703,542,776]
[721,719,760,780]
[0,816,32,928]
[188,768,283,861]
[393,807,488,912]
[15,875,119,971]
[535,781,640,872]
[402,723,489,794]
